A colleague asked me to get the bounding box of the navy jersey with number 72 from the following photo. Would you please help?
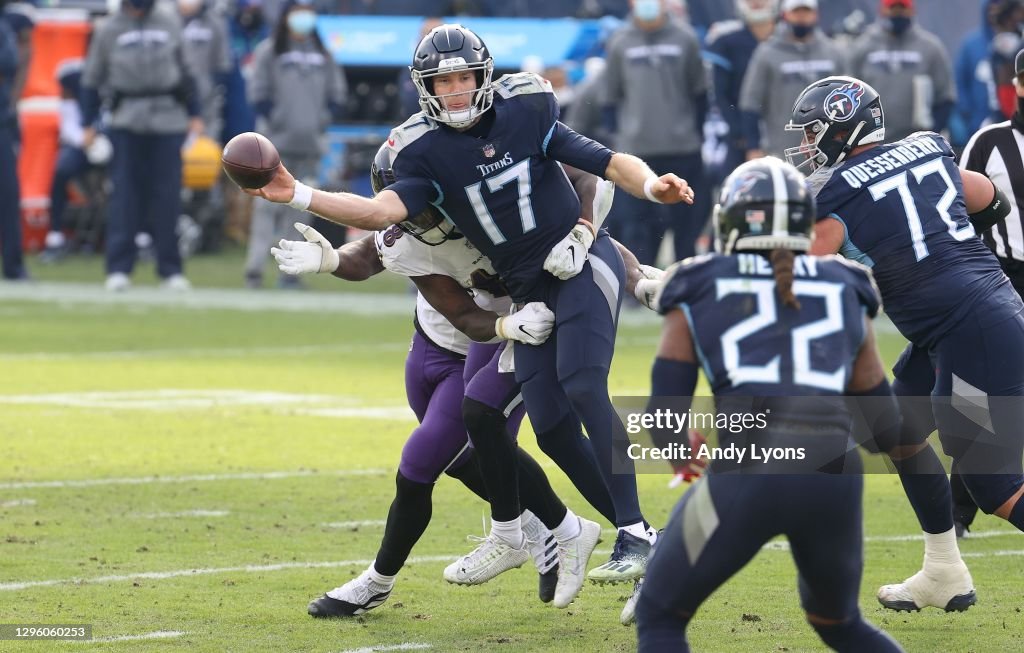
[383,73,615,302]
[809,131,1009,347]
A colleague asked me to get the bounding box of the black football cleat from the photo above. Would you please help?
[308,570,392,618]
[538,564,559,603]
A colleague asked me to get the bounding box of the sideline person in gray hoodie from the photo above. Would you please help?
[738,0,845,159]
[244,0,344,289]
[82,0,203,291]
[602,0,708,265]
[848,0,955,142]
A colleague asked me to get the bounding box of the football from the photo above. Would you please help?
[221,132,281,189]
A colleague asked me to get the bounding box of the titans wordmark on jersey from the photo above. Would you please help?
[384,73,614,302]
[809,131,1009,347]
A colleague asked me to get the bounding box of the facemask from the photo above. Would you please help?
[287,10,316,36]
[634,0,661,22]
[125,0,155,12]
[789,22,815,38]
[884,16,912,35]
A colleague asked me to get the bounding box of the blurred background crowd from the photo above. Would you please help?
[0,0,1016,290]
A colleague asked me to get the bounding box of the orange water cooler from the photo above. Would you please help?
[16,11,91,251]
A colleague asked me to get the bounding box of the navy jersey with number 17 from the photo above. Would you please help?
[384,73,615,302]
[810,131,1009,347]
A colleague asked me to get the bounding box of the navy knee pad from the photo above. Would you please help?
[959,473,1024,514]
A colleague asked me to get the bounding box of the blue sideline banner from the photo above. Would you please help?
[317,16,590,68]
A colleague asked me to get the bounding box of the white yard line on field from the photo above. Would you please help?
[0,389,414,420]
[0,498,36,507]
[0,342,407,362]
[322,520,387,529]
[0,555,455,592]
[2,529,1020,592]
[963,549,1024,558]
[336,644,432,653]
[0,282,415,315]
[80,630,186,643]
[0,469,386,491]
[134,510,230,519]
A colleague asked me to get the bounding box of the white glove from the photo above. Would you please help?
[270,222,340,275]
[494,302,555,346]
[592,179,616,231]
[633,264,665,311]
[543,223,596,280]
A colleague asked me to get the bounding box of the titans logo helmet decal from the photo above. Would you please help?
[823,82,865,122]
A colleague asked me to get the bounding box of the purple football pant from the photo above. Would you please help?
[399,335,524,484]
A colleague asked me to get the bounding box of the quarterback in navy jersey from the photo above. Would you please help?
[632,158,904,653]
[246,23,697,588]
[789,76,1024,613]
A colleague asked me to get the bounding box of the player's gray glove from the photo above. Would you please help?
[543,222,596,280]
[495,302,555,346]
[633,264,665,311]
[271,222,340,275]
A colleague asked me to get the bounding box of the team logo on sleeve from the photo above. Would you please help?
[823,82,865,122]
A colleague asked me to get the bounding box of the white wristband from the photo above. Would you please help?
[288,181,313,211]
[643,176,663,204]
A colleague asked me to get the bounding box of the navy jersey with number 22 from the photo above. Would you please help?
[383,73,614,302]
[657,253,879,397]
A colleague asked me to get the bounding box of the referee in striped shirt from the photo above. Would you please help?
[960,48,1024,296]
[952,50,1024,537]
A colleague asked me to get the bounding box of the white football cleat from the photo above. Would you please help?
[443,533,529,585]
[552,517,602,608]
[877,561,977,612]
[161,274,192,291]
[105,272,131,292]
[621,578,642,625]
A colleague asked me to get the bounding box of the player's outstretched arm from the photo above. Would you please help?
[271,224,384,281]
[604,152,695,205]
[413,275,553,346]
[333,234,385,282]
[247,163,409,231]
[612,238,663,310]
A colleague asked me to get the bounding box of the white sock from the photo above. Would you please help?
[45,231,65,248]
[368,563,396,588]
[491,516,525,548]
[923,528,962,567]
[551,509,581,542]
[620,521,648,540]
[521,509,544,541]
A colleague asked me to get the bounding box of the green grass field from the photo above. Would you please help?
[0,252,1022,652]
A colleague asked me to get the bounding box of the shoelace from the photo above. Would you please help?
[461,534,507,567]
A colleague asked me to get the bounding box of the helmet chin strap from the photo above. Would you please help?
[834,121,866,166]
